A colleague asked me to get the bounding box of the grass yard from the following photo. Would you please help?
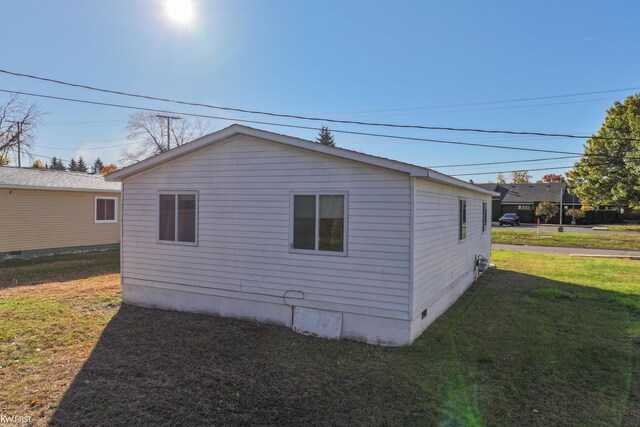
[610,225,640,233]
[492,228,640,251]
[1,250,639,426]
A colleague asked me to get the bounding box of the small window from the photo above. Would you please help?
[292,193,346,254]
[482,201,488,233]
[158,192,198,244]
[459,199,467,240]
[95,197,117,223]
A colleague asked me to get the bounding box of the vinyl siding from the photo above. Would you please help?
[121,135,413,322]
[0,189,120,252]
[411,179,492,321]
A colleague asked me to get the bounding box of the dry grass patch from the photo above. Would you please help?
[0,252,120,425]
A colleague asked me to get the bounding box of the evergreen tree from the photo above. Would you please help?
[77,156,88,172]
[316,126,335,147]
[92,158,104,174]
[68,158,78,171]
[49,156,65,170]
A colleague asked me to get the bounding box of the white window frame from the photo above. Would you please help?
[289,191,348,257]
[157,190,199,246]
[482,201,488,233]
[459,198,467,241]
[94,196,118,224]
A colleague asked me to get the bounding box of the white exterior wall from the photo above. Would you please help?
[120,135,413,346]
[409,178,492,342]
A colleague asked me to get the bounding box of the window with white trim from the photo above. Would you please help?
[95,196,117,223]
[459,199,467,240]
[158,192,198,244]
[292,193,346,254]
[482,201,488,232]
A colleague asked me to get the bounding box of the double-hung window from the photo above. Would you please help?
[291,192,347,255]
[459,199,467,240]
[158,191,198,244]
[482,201,488,233]
[95,196,117,223]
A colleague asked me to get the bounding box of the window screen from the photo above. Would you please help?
[96,198,116,222]
[177,194,196,243]
[459,199,467,240]
[159,193,197,243]
[293,193,345,253]
[482,201,487,232]
[159,194,176,241]
[293,195,316,250]
[319,195,344,252]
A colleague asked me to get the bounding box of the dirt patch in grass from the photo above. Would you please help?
[1,251,639,426]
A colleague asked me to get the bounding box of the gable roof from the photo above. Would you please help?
[0,167,121,193]
[477,182,580,204]
[106,124,496,196]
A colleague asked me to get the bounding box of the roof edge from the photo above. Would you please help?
[0,184,121,193]
[106,124,498,196]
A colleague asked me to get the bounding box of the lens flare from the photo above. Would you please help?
[166,0,194,25]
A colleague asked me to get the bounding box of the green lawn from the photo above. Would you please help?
[1,251,638,426]
[610,225,640,233]
[492,228,640,251]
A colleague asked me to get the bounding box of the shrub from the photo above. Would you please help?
[535,202,559,224]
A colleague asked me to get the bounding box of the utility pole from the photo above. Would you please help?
[558,182,565,232]
[155,115,181,151]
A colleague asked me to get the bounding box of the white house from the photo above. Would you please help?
[107,124,495,346]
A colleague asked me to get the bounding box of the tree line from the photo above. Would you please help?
[31,156,117,174]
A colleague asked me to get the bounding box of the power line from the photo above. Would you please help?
[30,152,72,163]
[318,87,640,115]
[1,68,637,141]
[428,155,582,168]
[451,162,618,177]
[321,97,620,119]
[0,88,610,157]
[37,141,134,150]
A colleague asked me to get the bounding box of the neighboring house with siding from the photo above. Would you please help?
[107,124,496,346]
[0,167,121,257]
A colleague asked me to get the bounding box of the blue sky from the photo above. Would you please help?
[1,0,639,181]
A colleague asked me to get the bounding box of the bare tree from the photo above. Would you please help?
[120,111,211,164]
[0,94,44,164]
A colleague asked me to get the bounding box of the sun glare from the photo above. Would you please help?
[166,0,194,25]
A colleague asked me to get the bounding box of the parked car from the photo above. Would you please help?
[499,213,520,226]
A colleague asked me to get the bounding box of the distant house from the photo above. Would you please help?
[0,167,121,257]
[478,182,627,224]
[106,124,496,346]
[478,182,580,223]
